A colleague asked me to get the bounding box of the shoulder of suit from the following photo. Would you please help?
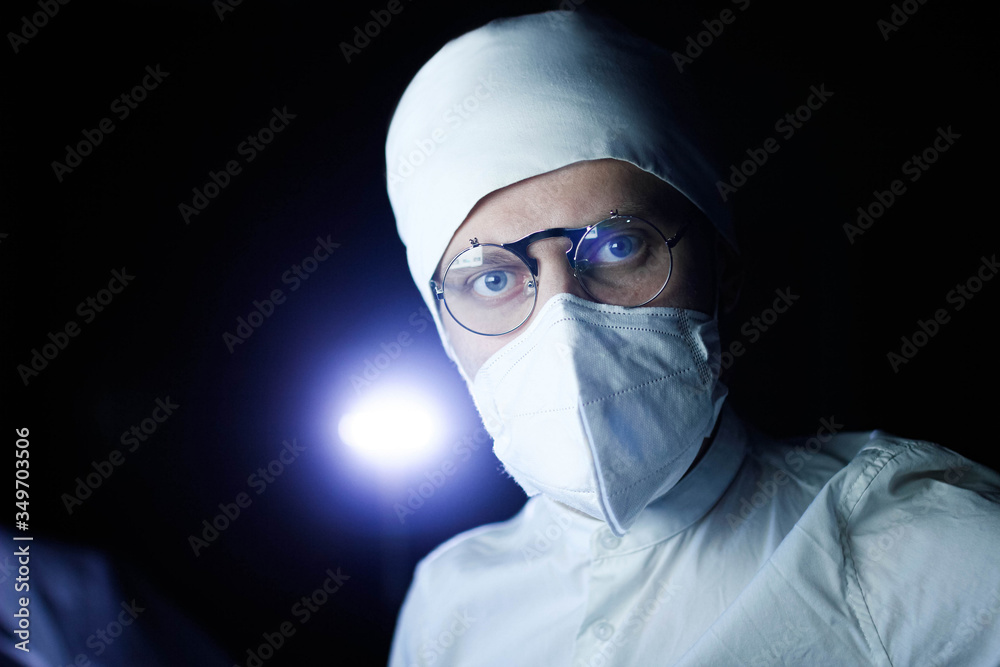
[413,496,546,580]
[834,430,997,503]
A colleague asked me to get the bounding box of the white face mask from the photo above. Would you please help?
[471,294,728,536]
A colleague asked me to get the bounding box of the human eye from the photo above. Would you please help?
[588,232,648,265]
[470,269,519,297]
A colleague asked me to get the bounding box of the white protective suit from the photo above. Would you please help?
[384,9,1000,666]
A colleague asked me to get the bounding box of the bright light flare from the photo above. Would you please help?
[338,393,441,467]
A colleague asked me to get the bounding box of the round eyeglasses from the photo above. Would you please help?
[429,211,690,336]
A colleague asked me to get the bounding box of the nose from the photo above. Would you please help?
[525,237,593,307]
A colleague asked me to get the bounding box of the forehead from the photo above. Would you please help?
[436,159,696,274]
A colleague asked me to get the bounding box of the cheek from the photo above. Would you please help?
[441,315,510,379]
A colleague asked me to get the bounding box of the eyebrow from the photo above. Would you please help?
[613,198,659,221]
[450,252,525,271]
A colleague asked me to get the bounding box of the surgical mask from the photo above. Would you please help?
[471,294,728,536]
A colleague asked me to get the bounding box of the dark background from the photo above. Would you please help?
[2,0,996,664]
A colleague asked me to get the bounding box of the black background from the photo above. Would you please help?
[3,0,997,664]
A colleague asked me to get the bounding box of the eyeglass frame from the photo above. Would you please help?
[429,210,692,336]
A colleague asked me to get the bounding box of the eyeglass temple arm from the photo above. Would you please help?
[665,220,692,248]
[429,279,444,300]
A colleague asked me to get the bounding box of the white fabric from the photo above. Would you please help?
[389,407,1000,666]
[472,294,727,536]
[385,9,735,367]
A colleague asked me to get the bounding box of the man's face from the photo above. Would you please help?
[434,158,720,379]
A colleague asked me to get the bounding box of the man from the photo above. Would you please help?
[384,9,1000,666]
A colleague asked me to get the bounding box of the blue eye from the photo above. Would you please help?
[472,271,512,296]
[592,234,641,263]
[607,237,633,258]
